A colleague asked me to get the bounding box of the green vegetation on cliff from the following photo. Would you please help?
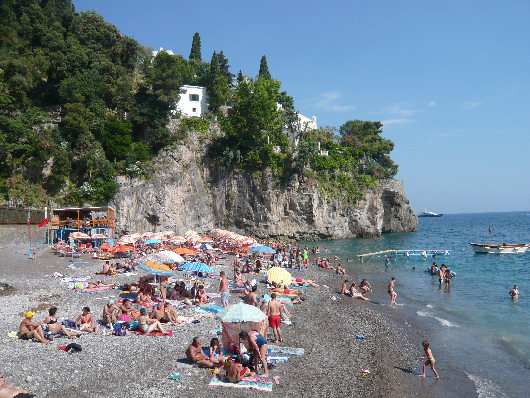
[0,0,398,207]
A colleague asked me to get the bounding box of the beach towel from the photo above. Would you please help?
[77,286,115,293]
[195,305,223,314]
[268,345,304,355]
[267,355,289,363]
[7,331,19,339]
[289,284,309,290]
[263,294,292,304]
[208,376,273,392]
[206,292,221,298]
[268,290,299,297]
[133,330,173,336]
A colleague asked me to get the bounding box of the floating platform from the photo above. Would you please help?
[357,249,450,262]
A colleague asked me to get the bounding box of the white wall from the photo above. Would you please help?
[176,85,208,117]
[152,47,174,57]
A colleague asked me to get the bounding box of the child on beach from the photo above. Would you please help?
[420,341,439,379]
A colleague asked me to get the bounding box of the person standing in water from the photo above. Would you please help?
[509,285,519,301]
[385,256,391,268]
[388,277,397,305]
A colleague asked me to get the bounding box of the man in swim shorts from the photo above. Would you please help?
[219,271,230,308]
[267,293,283,343]
[186,337,224,368]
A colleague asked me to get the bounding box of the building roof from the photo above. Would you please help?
[51,206,115,212]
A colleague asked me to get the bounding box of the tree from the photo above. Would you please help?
[258,55,271,79]
[189,32,202,62]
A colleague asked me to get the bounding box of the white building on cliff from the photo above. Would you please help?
[175,85,208,117]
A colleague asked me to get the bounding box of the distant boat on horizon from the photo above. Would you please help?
[418,209,443,217]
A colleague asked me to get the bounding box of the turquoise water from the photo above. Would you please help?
[303,211,530,396]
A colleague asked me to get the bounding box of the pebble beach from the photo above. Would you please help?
[0,244,478,397]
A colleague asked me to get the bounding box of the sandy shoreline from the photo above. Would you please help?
[0,245,477,397]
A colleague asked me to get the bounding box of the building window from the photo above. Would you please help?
[192,108,197,112]
[189,94,199,102]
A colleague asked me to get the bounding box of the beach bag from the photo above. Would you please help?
[62,319,75,329]
[113,322,127,336]
[66,343,82,353]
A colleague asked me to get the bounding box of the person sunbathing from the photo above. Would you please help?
[349,283,369,301]
[243,285,259,307]
[292,277,319,287]
[359,279,372,295]
[137,308,166,334]
[19,311,50,344]
[335,264,346,275]
[45,307,79,338]
[119,299,139,320]
[234,270,246,287]
[227,355,254,383]
[136,288,152,306]
[208,338,224,365]
[194,285,209,305]
[102,300,120,326]
[87,281,115,288]
[0,373,36,398]
[186,337,224,368]
[102,261,118,276]
[150,304,165,321]
[75,307,100,334]
[160,302,181,325]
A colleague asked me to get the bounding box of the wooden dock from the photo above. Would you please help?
[356,249,450,262]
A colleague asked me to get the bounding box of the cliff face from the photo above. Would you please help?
[112,144,417,240]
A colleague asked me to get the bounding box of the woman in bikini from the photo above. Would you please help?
[75,307,100,335]
[239,330,269,377]
[45,307,79,338]
[137,308,166,334]
[208,338,224,365]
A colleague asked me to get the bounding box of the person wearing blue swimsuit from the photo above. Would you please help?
[240,330,269,377]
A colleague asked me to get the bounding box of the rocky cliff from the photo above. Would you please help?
[111,143,417,240]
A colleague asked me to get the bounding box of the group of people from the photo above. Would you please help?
[429,263,453,288]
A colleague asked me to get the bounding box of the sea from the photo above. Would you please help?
[302,211,530,397]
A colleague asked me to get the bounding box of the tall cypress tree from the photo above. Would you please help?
[258,55,271,79]
[189,32,202,62]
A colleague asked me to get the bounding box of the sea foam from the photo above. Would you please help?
[467,373,508,398]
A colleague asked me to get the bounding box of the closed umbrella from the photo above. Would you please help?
[267,267,292,286]
[251,245,275,254]
[179,261,218,274]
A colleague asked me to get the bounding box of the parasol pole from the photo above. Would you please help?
[28,209,32,259]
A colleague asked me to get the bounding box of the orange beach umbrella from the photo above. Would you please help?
[173,247,197,255]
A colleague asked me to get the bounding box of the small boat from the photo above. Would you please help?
[418,210,443,217]
[469,243,530,254]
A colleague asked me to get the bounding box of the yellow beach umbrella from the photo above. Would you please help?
[267,267,292,286]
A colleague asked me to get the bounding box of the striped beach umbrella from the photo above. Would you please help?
[215,303,266,323]
[267,267,292,286]
[179,261,218,274]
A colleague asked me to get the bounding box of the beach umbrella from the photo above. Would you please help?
[173,247,197,255]
[92,234,108,239]
[138,261,175,277]
[144,238,162,245]
[110,245,135,253]
[197,243,213,250]
[215,303,266,323]
[159,250,185,263]
[251,245,275,254]
[179,261,218,274]
[267,267,292,286]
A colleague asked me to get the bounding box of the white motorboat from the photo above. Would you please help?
[418,210,443,217]
[469,243,530,254]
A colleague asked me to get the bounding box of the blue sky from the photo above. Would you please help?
[74,0,530,214]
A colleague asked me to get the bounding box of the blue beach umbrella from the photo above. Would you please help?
[251,245,276,254]
[144,238,162,245]
[179,261,218,274]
